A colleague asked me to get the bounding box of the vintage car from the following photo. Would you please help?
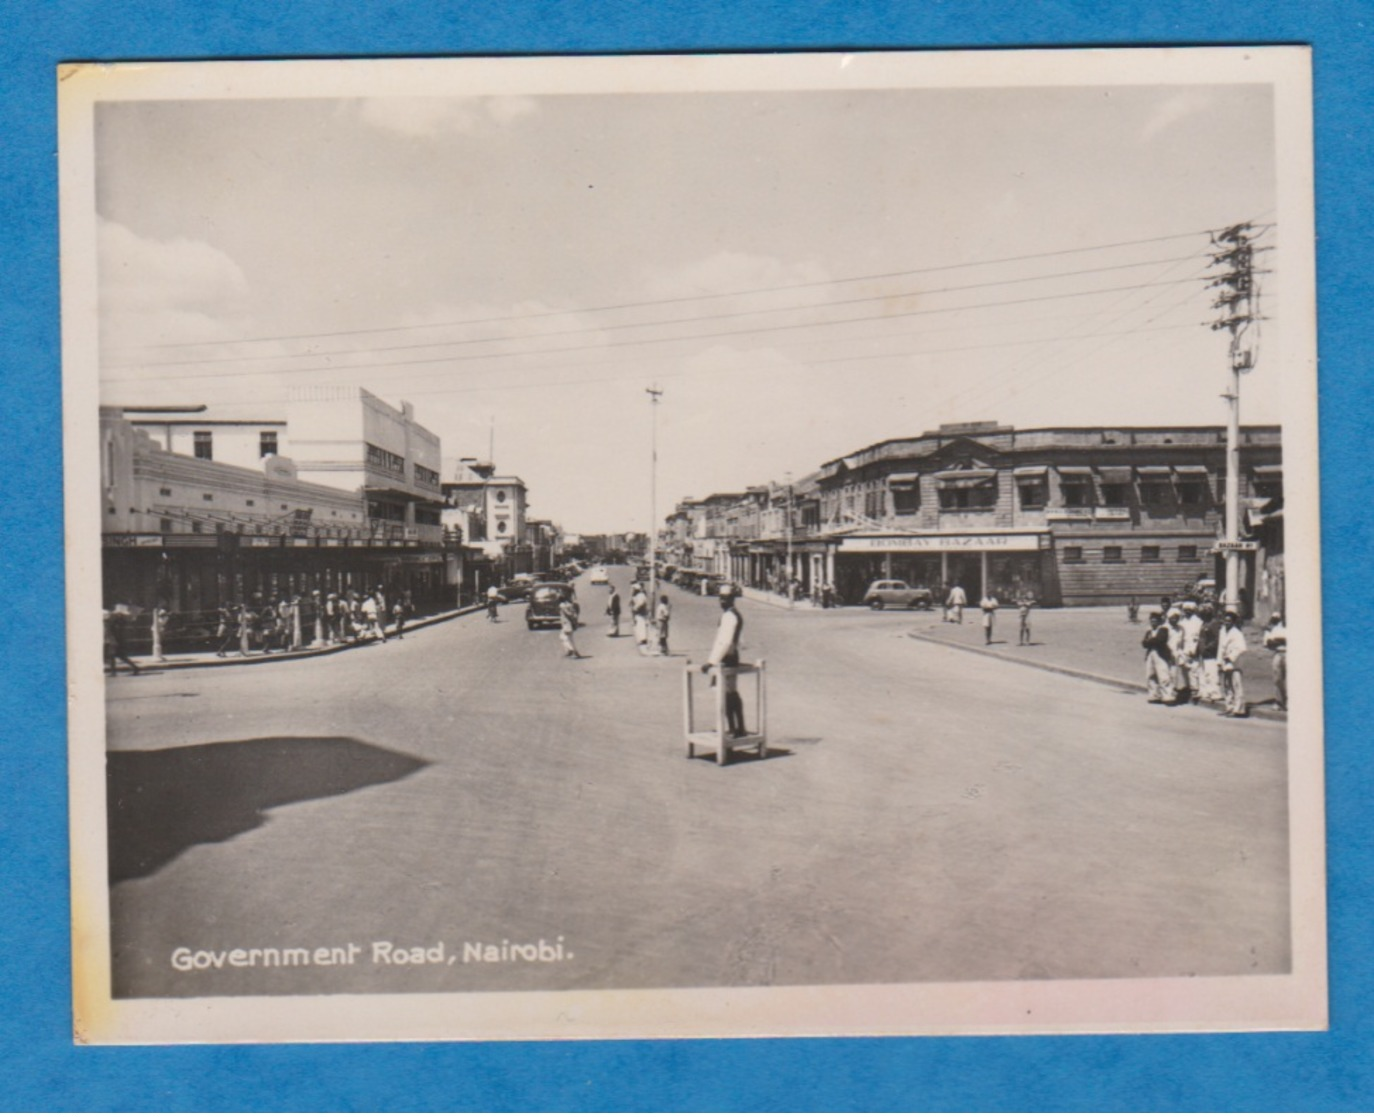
[862,579,935,610]
[587,566,610,585]
[525,582,578,630]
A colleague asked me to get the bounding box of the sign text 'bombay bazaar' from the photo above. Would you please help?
[838,533,1044,553]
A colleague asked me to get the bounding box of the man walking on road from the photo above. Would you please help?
[979,592,999,645]
[558,594,583,659]
[1016,592,1035,646]
[701,584,747,737]
[655,593,671,656]
[605,584,621,637]
[486,584,501,622]
[946,583,967,624]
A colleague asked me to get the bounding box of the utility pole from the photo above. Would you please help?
[646,386,663,609]
[1208,223,1258,615]
[784,471,794,609]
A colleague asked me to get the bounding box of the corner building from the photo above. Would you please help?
[813,421,1281,609]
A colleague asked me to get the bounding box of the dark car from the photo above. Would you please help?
[862,579,934,610]
[525,582,577,630]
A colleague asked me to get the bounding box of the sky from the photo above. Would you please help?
[93,78,1281,534]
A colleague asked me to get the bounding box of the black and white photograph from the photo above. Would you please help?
[60,49,1324,1043]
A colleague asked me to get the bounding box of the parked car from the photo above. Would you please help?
[526,582,577,629]
[496,574,537,602]
[862,579,934,610]
[588,566,609,585]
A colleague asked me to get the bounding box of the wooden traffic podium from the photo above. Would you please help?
[682,660,767,765]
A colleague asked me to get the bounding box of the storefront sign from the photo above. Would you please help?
[105,534,163,547]
[1213,540,1259,553]
[839,533,1042,553]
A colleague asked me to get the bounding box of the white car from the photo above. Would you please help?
[588,566,609,585]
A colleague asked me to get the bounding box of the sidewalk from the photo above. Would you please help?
[907,606,1287,720]
[112,604,484,672]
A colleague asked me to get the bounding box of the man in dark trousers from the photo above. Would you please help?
[605,584,621,637]
[701,584,747,737]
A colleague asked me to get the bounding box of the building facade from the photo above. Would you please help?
[670,422,1283,613]
[103,388,450,623]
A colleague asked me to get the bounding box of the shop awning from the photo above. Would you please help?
[1135,465,1173,477]
[1012,466,1048,478]
[1056,465,1094,476]
[933,468,995,482]
[1173,464,1210,475]
[934,469,997,489]
[885,472,921,488]
[1098,466,1135,484]
[1252,463,1284,476]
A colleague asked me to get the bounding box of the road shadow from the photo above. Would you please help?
[107,736,429,884]
[689,745,794,765]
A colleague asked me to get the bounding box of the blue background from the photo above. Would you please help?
[3,2,1370,1110]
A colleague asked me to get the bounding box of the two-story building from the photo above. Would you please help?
[670,421,1283,614]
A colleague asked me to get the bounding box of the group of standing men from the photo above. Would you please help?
[605,581,671,656]
[1140,599,1265,717]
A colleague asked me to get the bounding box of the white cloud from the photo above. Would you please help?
[642,251,831,302]
[357,96,539,138]
[98,218,252,350]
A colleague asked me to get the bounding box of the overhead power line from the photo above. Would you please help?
[108,222,1273,357]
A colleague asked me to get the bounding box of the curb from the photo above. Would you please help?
[123,605,484,672]
[905,629,1286,723]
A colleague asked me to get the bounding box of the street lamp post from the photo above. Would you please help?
[784,472,794,609]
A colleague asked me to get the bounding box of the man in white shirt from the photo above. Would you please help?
[701,584,746,736]
[1218,610,1248,717]
[1179,601,1204,702]
[1263,612,1287,711]
[946,583,967,624]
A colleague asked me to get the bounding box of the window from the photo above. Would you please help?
[1252,480,1282,502]
[938,485,996,511]
[1178,544,1199,562]
[1139,480,1174,504]
[864,489,885,519]
[892,486,920,514]
[1103,545,1124,563]
[1062,545,1085,563]
[365,442,406,477]
[193,431,213,460]
[202,492,214,501]
[414,463,440,489]
[245,499,255,507]
[1177,479,1210,504]
[1018,481,1047,510]
[1141,545,1162,563]
[1061,480,1094,508]
[159,487,173,497]
[259,431,278,458]
[159,518,173,534]
[1100,483,1131,507]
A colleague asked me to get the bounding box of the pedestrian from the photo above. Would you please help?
[1219,610,1249,717]
[1141,610,1175,704]
[1178,601,1204,702]
[360,591,381,641]
[655,593,672,655]
[392,593,409,640]
[215,602,240,657]
[1126,595,1140,623]
[605,584,621,637]
[151,604,169,662]
[1016,592,1035,646]
[946,583,967,624]
[701,584,747,737]
[259,601,279,653]
[324,593,341,643]
[631,581,651,653]
[1263,611,1287,711]
[558,593,582,659]
[1197,603,1223,703]
[1165,608,1190,704]
[486,583,501,622]
[103,605,141,675]
[821,582,834,609]
[373,586,389,642]
[241,597,263,656]
[979,592,999,644]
